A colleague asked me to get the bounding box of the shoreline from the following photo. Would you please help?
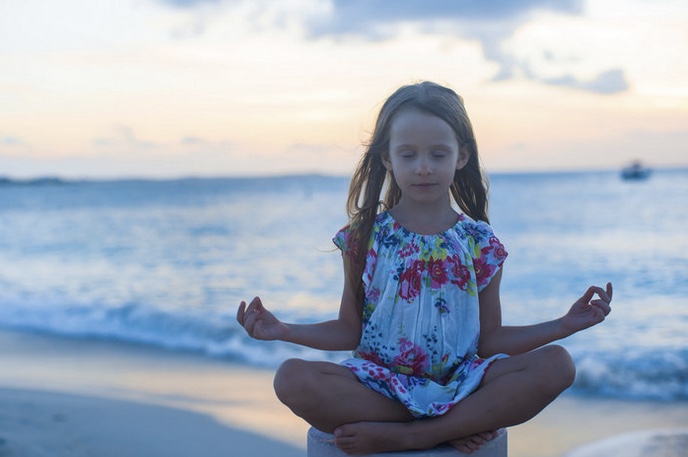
[0,329,310,454]
[0,387,304,457]
[1,329,687,457]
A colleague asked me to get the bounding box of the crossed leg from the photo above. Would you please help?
[274,344,575,455]
[273,358,414,433]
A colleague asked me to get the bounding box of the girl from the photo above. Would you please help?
[237,81,612,455]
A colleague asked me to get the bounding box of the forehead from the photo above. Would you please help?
[389,109,457,145]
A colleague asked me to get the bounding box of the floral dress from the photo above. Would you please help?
[333,211,508,418]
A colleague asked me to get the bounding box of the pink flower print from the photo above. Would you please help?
[357,350,386,368]
[357,360,388,382]
[390,376,408,395]
[427,258,449,288]
[474,256,496,287]
[367,248,378,265]
[365,287,381,303]
[434,403,453,415]
[449,255,470,290]
[392,338,430,377]
[399,240,420,259]
[469,356,486,371]
[344,232,360,263]
[488,237,507,261]
[398,259,426,301]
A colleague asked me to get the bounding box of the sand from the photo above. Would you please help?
[0,329,686,457]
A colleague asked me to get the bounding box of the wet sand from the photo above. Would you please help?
[0,329,686,457]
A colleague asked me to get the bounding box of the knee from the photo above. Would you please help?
[273,358,315,406]
[273,358,304,401]
[539,345,576,393]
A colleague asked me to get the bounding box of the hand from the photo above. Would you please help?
[236,296,289,341]
[562,282,613,334]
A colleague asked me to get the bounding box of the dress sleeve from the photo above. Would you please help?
[332,225,351,254]
[472,222,508,292]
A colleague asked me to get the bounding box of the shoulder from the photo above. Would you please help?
[333,211,392,253]
[455,217,508,290]
[452,215,507,258]
[453,214,498,242]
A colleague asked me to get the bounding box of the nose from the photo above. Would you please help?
[415,157,432,175]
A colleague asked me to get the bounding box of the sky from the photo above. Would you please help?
[1,0,687,179]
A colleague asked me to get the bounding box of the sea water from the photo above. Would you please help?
[0,170,686,401]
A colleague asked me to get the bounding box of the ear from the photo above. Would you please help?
[456,145,471,171]
[382,151,393,172]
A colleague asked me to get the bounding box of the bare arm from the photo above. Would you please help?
[236,260,362,351]
[478,268,613,357]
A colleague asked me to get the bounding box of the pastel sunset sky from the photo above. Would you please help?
[1,0,687,178]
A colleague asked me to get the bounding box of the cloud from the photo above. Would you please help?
[92,126,156,150]
[159,0,221,8]
[305,0,582,38]
[1,136,22,146]
[180,136,206,145]
[541,68,628,94]
[154,0,583,41]
[152,0,626,94]
[303,0,630,94]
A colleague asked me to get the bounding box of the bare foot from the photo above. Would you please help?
[334,421,422,455]
[448,430,501,454]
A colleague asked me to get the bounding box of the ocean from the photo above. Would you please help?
[0,169,686,401]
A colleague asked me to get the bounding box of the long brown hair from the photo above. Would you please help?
[344,81,489,304]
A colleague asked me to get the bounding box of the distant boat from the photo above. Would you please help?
[621,161,651,180]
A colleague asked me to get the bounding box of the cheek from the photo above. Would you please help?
[387,160,412,180]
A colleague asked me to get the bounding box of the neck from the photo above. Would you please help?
[390,197,458,235]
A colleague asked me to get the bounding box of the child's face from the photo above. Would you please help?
[383,109,469,205]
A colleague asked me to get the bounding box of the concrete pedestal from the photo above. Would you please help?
[307,427,507,457]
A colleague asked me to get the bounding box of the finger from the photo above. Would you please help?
[590,294,611,308]
[595,284,612,304]
[587,285,611,304]
[244,298,264,330]
[591,296,611,309]
[236,301,246,325]
[577,286,597,304]
[606,282,613,302]
[245,296,263,315]
[590,299,611,316]
[242,307,263,335]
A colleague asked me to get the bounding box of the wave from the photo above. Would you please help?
[570,348,688,401]
[1,301,686,402]
[0,300,343,368]
[563,429,688,457]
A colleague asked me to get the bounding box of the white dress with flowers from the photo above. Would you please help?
[333,211,508,418]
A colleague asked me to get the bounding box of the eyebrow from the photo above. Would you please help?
[392,143,454,150]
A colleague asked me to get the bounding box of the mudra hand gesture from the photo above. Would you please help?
[237,297,289,341]
[562,282,613,333]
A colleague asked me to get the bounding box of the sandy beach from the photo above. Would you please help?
[0,329,686,457]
